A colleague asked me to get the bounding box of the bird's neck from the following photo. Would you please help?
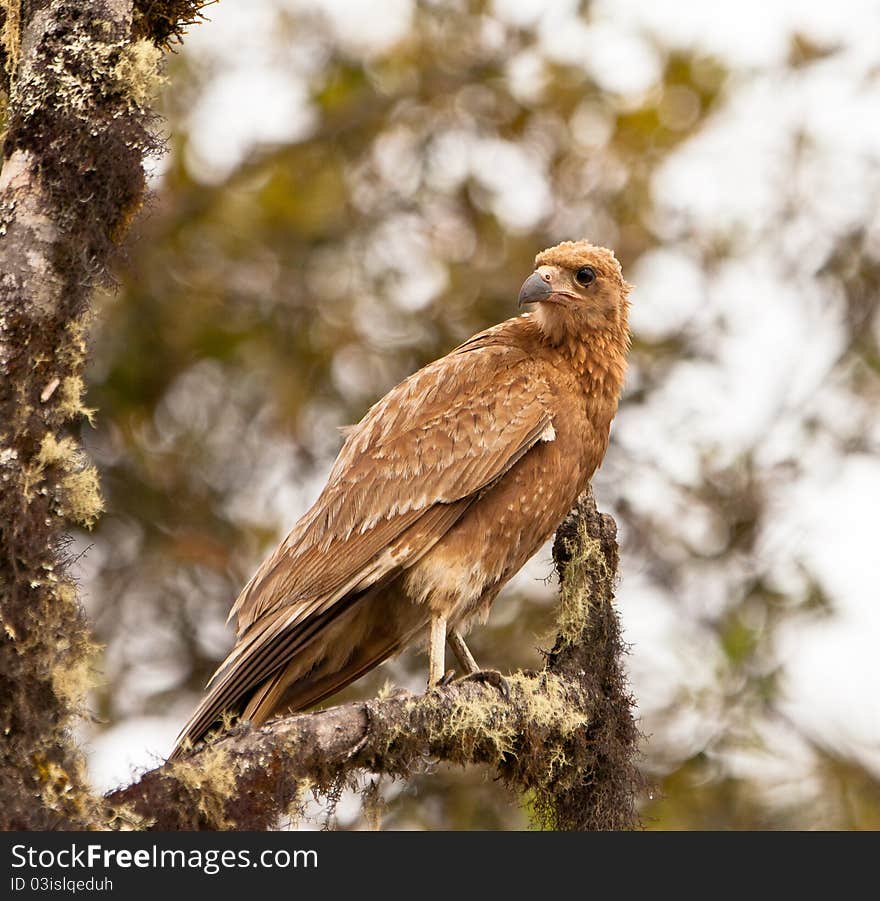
[529,311,629,402]
[564,326,629,401]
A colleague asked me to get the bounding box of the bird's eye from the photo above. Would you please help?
[575,266,596,287]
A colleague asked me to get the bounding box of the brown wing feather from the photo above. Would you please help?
[243,630,407,722]
[229,338,553,634]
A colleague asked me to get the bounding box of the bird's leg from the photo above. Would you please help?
[447,628,480,675]
[427,614,447,687]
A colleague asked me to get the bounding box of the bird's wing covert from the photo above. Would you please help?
[228,341,554,635]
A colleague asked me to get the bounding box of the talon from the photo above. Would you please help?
[438,669,456,687]
[461,669,510,701]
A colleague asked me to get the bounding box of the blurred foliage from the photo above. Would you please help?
[79,0,880,829]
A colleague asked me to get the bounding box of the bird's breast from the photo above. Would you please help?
[401,428,593,623]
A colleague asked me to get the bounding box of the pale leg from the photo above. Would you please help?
[447,628,479,675]
[428,615,447,686]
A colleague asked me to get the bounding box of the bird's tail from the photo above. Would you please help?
[242,634,407,723]
[168,585,421,760]
[168,636,407,761]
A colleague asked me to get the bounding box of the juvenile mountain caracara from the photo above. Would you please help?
[170,240,631,758]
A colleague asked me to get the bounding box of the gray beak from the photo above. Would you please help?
[518,271,553,307]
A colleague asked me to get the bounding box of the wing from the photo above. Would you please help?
[229,333,555,636]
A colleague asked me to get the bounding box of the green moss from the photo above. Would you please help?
[60,463,103,528]
[32,750,97,822]
[169,745,237,829]
[509,672,586,733]
[435,687,518,760]
[1,0,20,81]
[376,679,396,700]
[36,432,77,468]
[60,316,91,370]
[57,375,96,425]
[50,632,101,711]
[113,39,164,108]
[32,433,104,527]
[554,527,611,648]
[105,804,154,831]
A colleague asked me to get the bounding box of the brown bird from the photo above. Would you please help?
[170,240,631,758]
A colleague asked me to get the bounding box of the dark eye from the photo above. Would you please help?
[575,266,596,287]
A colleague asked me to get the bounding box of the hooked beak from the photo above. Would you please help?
[518,271,553,307]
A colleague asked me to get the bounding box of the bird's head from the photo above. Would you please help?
[519,240,632,344]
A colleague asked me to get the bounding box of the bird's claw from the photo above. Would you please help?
[461,669,510,701]
[438,669,456,687]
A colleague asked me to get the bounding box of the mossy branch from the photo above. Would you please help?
[108,489,642,831]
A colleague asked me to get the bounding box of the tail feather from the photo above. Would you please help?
[168,583,402,759]
[170,498,476,761]
[242,632,411,724]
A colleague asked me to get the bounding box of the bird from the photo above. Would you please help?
[170,239,631,759]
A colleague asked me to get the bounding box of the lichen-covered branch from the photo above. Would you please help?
[108,489,642,831]
[546,490,642,830]
[0,0,207,832]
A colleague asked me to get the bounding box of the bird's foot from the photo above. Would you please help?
[438,669,456,687]
[426,669,457,691]
[460,669,510,701]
